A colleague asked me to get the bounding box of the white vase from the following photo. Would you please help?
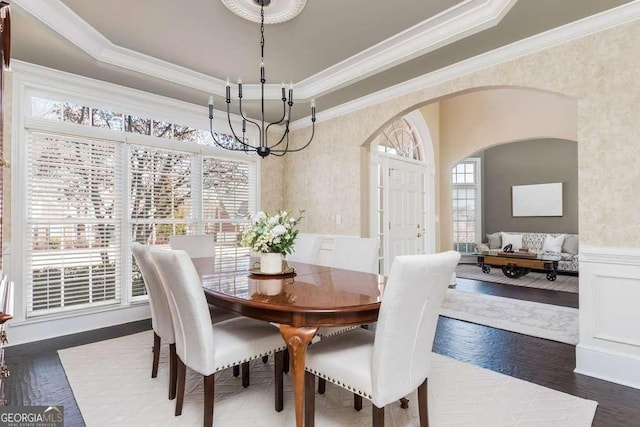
[257,279,283,296]
[260,252,283,274]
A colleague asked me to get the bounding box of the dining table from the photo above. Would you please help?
[192,257,385,427]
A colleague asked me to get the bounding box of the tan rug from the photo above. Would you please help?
[59,331,597,426]
[441,289,579,344]
[456,263,579,293]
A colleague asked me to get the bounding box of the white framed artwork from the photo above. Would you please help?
[512,182,563,217]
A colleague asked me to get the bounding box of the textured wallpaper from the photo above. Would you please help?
[282,20,640,248]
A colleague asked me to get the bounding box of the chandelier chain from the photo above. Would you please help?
[260,5,265,60]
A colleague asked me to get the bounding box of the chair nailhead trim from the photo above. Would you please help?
[213,345,287,374]
[305,367,371,400]
[316,326,358,340]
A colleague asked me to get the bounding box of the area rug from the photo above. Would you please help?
[441,289,579,345]
[456,263,579,293]
[58,331,597,426]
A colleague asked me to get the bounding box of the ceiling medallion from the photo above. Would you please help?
[221,0,307,24]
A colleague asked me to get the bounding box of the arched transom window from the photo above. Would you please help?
[375,118,423,161]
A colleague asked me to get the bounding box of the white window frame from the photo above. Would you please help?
[451,157,482,254]
[9,61,261,329]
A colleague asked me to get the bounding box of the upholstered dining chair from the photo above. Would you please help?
[304,251,460,427]
[286,233,322,264]
[149,248,287,425]
[131,242,177,400]
[329,237,379,274]
[315,237,379,345]
[169,234,215,258]
[170,233,240,369]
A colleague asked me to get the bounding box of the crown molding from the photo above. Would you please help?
[295,0,516,99]
[289,0,640,130]
[13,0,514,101]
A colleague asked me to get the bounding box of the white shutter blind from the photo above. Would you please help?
[26,132,122,316]
[202,157,255,271]
[129,145,193,296]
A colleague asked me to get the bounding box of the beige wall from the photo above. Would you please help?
[283,20,640,249]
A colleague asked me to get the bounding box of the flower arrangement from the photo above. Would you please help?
[240,210,304,255]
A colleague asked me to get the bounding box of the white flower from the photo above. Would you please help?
[251,211,266,225]
[240,210,304,254]
[273,225,287,236]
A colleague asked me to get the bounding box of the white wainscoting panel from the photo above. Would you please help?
[576,246,640,389]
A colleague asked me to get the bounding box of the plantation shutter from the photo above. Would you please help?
[26,132,122,316]
[129,145,193,297]
[202,157,256,271]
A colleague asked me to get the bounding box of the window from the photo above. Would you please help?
[452,159,481,254]
[26,133,122,315]
[202,157,255,272]
[129,146,194,297]
[375,119,422,161]
[24,95,257,317]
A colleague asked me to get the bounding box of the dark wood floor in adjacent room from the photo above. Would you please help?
[5,276,640,426]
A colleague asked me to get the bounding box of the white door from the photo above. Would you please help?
[386,158,426,272]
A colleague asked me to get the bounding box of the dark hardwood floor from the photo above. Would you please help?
[4,276,640,426]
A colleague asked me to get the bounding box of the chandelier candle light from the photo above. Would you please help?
[208,0,316,158]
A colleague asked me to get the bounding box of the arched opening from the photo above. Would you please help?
[360,86,578,275]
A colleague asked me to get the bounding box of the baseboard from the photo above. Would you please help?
[6,304,151,346]
[575,344,640,390]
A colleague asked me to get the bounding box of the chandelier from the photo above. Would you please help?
[208,0,316,158]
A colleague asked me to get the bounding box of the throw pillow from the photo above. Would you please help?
[501,232,523,251]
[543,234,565,253]
[486,232,502,249]
[562,234,579,254]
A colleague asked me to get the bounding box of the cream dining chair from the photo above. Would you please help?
[304,251,460,427]
[131,242,178,399]
[149,247,287,425]
[314,237,380,396]
[316,237,379,339]
[169,234,216,258]
[286,233,322,264]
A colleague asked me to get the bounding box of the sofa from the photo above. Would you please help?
[475,231,579,273]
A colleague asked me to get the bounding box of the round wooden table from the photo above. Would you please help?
[193,258,384,427]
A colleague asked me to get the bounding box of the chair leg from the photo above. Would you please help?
[204,374,215,427]
[233,365,240,377]
[169,344,177,400]
[242,361,250,388]
[275,351,284,412]
[262,355,269,363]
[175,357,186,416]
[418,378,429,427]
[305,371,316,427]
[354,394,363,411]
[151,332,161,378]
[372,404,384,427]
[318,378,326,394]
[283,350,290,374]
